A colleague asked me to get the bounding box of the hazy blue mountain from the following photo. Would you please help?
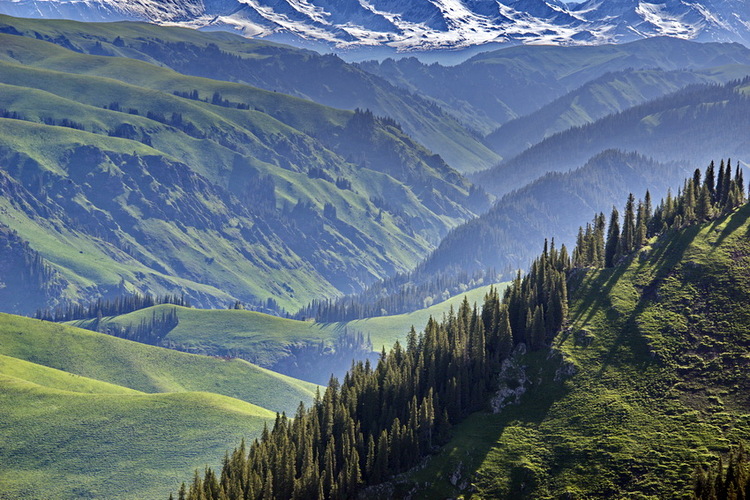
[485,65,750,159]
[359,37,750,134]
[475,77,750,197]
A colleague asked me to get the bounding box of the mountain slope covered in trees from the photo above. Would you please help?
[172,161,750,499]
[0,30,486,314]
[0,14,500,173]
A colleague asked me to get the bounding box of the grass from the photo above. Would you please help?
[406,205,750,498]
[0,313,318,416]
[0,313,320,499]
[0,372,275,500]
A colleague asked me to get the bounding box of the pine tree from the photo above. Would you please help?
[605,207,621,267]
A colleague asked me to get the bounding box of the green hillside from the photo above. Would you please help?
[0,371,275,500]
[407,201,750,498]
[0,313,331,499]
[0,313,318,415]
[0,14,501,173]
[0,31,484,315]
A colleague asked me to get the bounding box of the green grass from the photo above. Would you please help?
[0,313,318,416]
[407,206,750,499]
[0,313,327,499]
[0,372,275,500]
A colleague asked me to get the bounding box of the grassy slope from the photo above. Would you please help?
[0,32,478,313]
[0,313,318,416]
[0,372,275,500]
[409,205,750,499]
[0,14,501,173]
[0,314,324,499]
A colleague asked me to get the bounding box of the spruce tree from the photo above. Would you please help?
[605,207,621,267]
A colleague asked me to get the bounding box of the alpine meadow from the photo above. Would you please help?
[0,2,749,499]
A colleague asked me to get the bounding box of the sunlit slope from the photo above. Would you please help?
[410,204,750,498]
[0,370,275,499]
[0,313,318,415]
[0,32,481,314]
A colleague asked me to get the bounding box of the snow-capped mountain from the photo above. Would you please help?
[0,0,748,52]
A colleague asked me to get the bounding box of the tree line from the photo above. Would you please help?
[170,242,569,499]
[35,292,189,322]
[572,159,745,269]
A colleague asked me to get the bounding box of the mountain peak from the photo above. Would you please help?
[0,0,747,54]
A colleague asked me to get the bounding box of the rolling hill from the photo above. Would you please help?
[405,191,750,498]
[0,313,322,499]
[66,281,507,383]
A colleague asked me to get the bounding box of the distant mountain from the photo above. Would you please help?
[0,0,747,54]
[408,150,689,283]
[0,14,500,173]
[359,37,750,134]
[485,65,750,159]
[476,77,750,197]
[0,31,486,314]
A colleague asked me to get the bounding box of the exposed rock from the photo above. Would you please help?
[491,343,529,413]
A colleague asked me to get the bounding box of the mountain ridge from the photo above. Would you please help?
[0,0,748,54]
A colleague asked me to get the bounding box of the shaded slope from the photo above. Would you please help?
[476,78,750,197]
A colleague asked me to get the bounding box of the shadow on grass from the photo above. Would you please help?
[715,203,750,246]
[596,224,700,376]
[406,351,570,499]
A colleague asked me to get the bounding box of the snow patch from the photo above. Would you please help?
[635,2,703,38]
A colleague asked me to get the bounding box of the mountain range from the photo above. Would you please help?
[0,0,748,55]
